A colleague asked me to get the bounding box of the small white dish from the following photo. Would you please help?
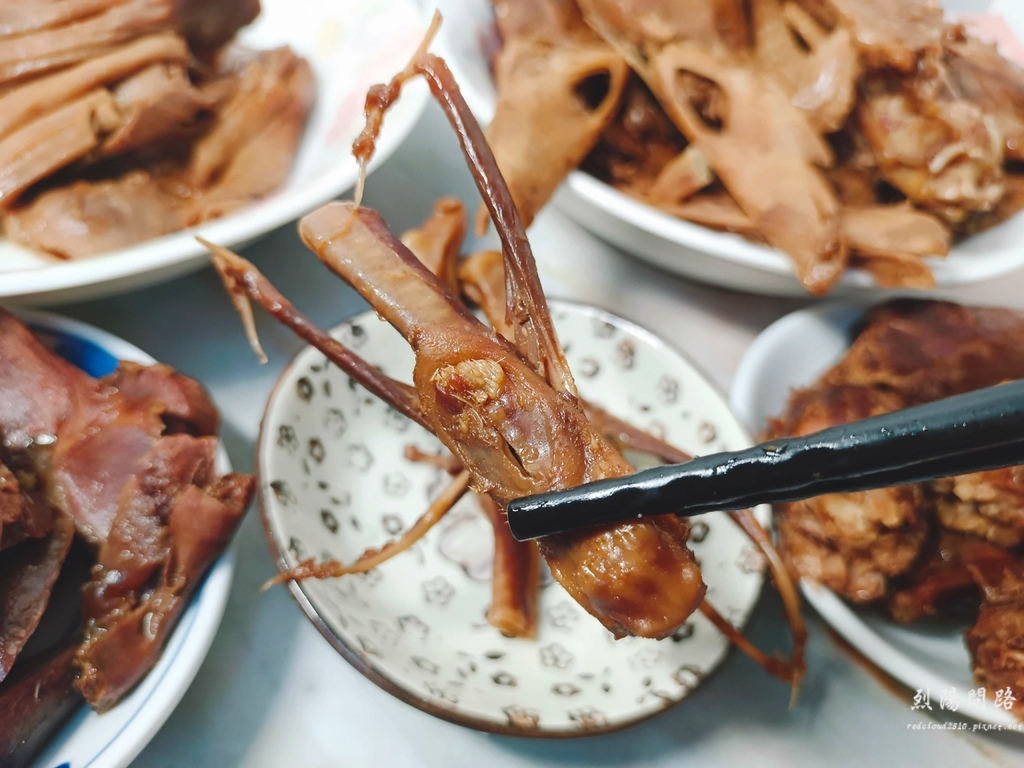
[437,0,1024,297]
[12,310,238,768]
[0,0,429,305]
[259,299,772,736]
[730,301,1020,727]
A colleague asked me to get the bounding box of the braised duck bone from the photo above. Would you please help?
[299,202,704,639]
[578,0,847,295]
[484,0,629,229]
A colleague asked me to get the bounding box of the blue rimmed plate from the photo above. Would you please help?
[11,310,236,768]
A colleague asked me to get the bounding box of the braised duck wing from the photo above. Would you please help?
[300,202,705,639]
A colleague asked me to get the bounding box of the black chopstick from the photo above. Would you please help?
[505,379,1024,542]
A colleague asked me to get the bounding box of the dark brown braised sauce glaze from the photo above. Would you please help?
[770,299,1024,716]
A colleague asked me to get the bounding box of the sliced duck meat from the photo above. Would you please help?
[0,457,55,552]
[0,0,176,87]
[76,469,253,711]
[0,88,121,208]
[0,640,81,768]
[82,434,216,620]
[190,54,313,221]
[0,32,189,141]
[0,515,75,682]
[187,47,313,188]
[173,0,260,54]
[103,361,220,436]
[2,168,194,259]
[0,0,122,37]
[0,309,95,451]
[94,61,214,159]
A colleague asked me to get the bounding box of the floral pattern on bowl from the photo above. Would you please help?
[259,300,770,736]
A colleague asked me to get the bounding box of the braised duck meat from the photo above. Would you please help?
[770,384,928,602]
[4,46,313,259]
[823,300,1024,405]
[769,298,1024,714]
[0,0,312,261]
[0,307,253,716]
[931,468,1024,550]
[0,0,176,87]
[886,532,1015,623]
[966,560,1024,716]
[485,0,628,228]
[0,640,80,768]
[0,515,74,681]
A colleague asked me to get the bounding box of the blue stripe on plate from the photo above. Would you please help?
[28,325,119,378]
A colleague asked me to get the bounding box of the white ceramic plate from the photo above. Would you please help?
[260,300,772,736]
[0,0,429,305]
[10,310,238,768]
[730,301,1020,727]
[437,0,1024,297]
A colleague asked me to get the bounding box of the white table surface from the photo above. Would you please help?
[47,105,1024,767]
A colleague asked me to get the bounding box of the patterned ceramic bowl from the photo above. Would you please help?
[258,300,770,736]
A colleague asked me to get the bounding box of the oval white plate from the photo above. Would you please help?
[0,0,429,305]
[437,0,1024,297]
[259,299,772,736]
[10,310,238,768]
[730,301,1020,727]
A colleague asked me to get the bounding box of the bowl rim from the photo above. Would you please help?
[256,296,771,738]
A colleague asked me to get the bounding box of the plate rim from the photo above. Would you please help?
[729,299,1022,728]
[13,309,240,767]
[256,297,771,738]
